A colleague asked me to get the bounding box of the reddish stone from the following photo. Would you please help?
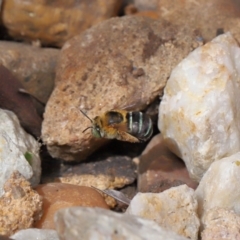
[137,134,198,193]
[34,183,109,229]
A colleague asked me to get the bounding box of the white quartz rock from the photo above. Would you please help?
[0,109,41,196]
[126,185,200,240]
[195,152,240,222]
[159,32,240,181]
[201,208,240,240]
[11,229,59,240]
[54,207,188,240]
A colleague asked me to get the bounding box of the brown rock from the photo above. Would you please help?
[2,0,122,47]
[34,183,109,229]
[134,0,158,10]
[202,208,240,240]
[0,236,14,240]
[0,65,42,137]
[135,0,240,42]
[125,4,160,19]
[0,171,43,236]
[57,155,136,190]
[137,134,198,192]
[0,41,59,104]
[42,16,201,161]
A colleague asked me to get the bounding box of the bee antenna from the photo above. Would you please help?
[82,126,93,133]
[80,109,93,123]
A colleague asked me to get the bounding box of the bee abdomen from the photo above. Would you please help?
[127,111,153,141]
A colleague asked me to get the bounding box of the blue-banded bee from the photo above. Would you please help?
[81,110,153,142]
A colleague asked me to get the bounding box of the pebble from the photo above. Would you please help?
[195,152,240,225]
[137,134,198,192]
[126,185,200,239]
[159,32,240,181]
[0,172,42,236]
[54,207,188,240]
[34,183,109,229]
[42,15,201,161]
[2,0,122,47]
[0,109,41,196]
[201,208,240,240]
[11,229,59,240]
[0,41,59,104]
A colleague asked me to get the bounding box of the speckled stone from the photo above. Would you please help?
[42,15,201,161]
[0,172,42,236]
[126,185,200,239]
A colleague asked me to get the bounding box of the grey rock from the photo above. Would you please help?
[11,229,59,240]
[54,207,188,240]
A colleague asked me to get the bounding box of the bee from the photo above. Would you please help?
[80,110,153,142]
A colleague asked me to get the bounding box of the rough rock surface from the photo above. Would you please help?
[0,109,41,196]
[0,172,42,236]
[42,16,201,161]
[58,155,136,190]
[34,183,109,229]
[0,41,59,104]
[137,134,198,192]
[195,152,240,224]
[11,229,59,240]
[201,208,240,240]
[159,32,240,181]
[2,0,122,47]
[55,207,188,240]
[126,185,200,239]
[134,0,240,42]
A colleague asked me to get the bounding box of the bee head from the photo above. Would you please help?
[80,110,102,138]
[92,125,101,138]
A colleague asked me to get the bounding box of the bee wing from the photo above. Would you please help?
[112,101,147,111]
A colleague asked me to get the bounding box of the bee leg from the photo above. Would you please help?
[117,131,140,143]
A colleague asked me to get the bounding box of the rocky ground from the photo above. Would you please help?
[0,0,240,239]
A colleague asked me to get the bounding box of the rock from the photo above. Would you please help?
[55,207,188,240]
[42,16,201,161]
[11,229,59,240]
[0,65,42,137]
[0,236,13,240]
[57,155,136,190]
[159,32,240,181]
[34,183,109,229]
[201,208,240,240]
[137,134,198,192]
[134,0,158,10]
[0,41,59,104]
[2,0,122,47]
[134,0,240,42]
[0,172,42,236]
[0,109,41,196]
[41,138,144,186]
[125,4,160,19]
[126,185,200,240]
[195,152,240,225]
